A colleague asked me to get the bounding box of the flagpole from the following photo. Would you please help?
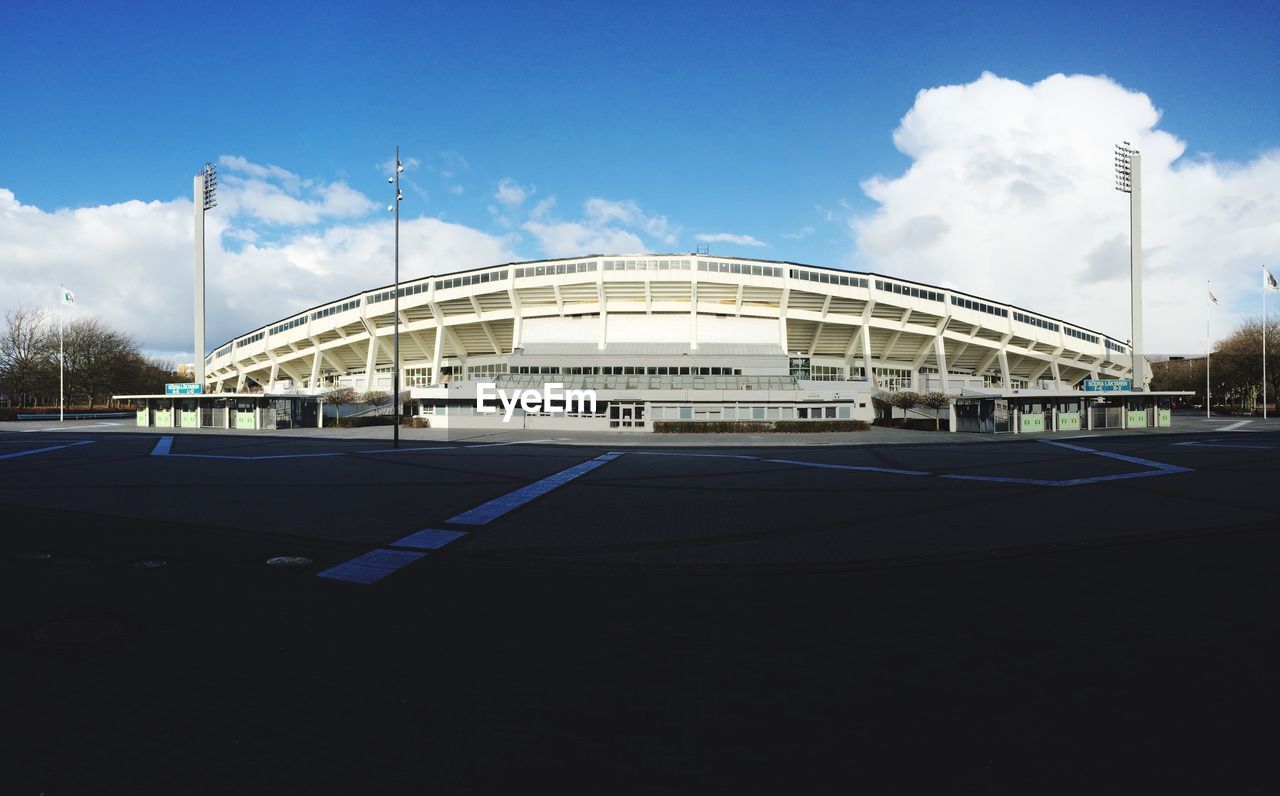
[1206,281,1211,419]
[59,283,65,423]
[1264,268,1268,420]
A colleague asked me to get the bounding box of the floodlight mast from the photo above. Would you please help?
[194,162,217,390]
[1114,142,1144,390]
[388,148,405,447]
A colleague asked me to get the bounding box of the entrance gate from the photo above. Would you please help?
[608,402,647,431]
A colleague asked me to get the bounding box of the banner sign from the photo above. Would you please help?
[1083,378,1131,392]
[165,383,203,395]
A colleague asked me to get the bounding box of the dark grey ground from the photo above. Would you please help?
[1,421,1277,794]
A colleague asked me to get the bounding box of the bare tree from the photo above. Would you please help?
[323,386,358,427]
[0,307,57,407]
[62,318,135,409]
[887,391,921,413]
[359,390,392,415]
[918,392,951,431]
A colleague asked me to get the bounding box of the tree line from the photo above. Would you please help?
[1150,318,1280,410]
[0,307,181,408]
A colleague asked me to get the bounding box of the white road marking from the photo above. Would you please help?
[21,422,121,433]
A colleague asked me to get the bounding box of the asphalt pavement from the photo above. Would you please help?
[1,423,1277,793]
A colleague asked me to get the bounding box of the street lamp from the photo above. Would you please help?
[1114,142,1144,391]
[388,148,405,447]
[194,162,217,391]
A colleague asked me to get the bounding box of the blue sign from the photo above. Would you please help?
[1083,378,1131,392]
[165,383,203,395]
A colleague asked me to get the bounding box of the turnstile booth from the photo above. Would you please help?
[118,393,319,430]
[952,392,1182,434]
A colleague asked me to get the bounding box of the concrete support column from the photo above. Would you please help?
[933,336,949,393]
[363,335,378,393]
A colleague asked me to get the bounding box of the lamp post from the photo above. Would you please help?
[194,162,217,391]
[387,148,405,447]
[1114,142,1144,391]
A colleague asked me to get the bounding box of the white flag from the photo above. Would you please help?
[1265,266,1279,292]
[61,287,76,306]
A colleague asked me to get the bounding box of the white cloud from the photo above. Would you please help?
[0,181,515,361]
[694,232,768,248]
[530,196,556,219]
[521,196,678,257]
[494,178,532,207]
[852,72,1280,353]
[583,198,678,244]
[218,155,377,226]
[521,221,645,258]
[782,225,815,240]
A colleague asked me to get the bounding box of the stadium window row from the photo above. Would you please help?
[1065,327,1100,344]
[603,259,690,271]
[515,262,598,277]
[876,280,944,302]
[790,269,868,288]
[369,281,430,304]
[950,295,1008,317]
[697,261,783,278]
[1013,311,1060,333]
[311,298,362,321]
[435,270,509,290]
[269,316,307,336]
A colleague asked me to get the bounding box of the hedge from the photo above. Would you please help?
[872,417,950,431]
[652,419,869,434]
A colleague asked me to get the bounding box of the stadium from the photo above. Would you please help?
[157,253,1167,433]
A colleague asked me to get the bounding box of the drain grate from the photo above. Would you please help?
[266,555,314,568]
[132,559,167,569]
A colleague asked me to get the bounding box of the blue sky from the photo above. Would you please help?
[2,0,1278,356]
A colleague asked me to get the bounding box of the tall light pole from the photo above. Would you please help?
[387,149,404,447]
[194,162,217,390]
[1114,142,1144,391]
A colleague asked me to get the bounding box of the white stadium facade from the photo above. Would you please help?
[155,253,1173,434]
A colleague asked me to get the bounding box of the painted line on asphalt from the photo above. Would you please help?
[632,450,928,476]
[354,440,554,454]
[941,440,1192,487]
[1173,438,1273,450]
[1206,419,1254,431]
[390,528,468,550]
[759,457,930,477]
[1038,439,1191,470]
[150,435,347,460]
[315,549,427,585]
[0,439,95,460]
[20,422,121,432]
[447,452,625,525]
[636,442,1189,488]
[148,437,559,460]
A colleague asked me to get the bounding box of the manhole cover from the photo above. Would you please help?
[33,616,126,645]
[16,553,54,562]
[132,559,167,569]
[266,555,314,568]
